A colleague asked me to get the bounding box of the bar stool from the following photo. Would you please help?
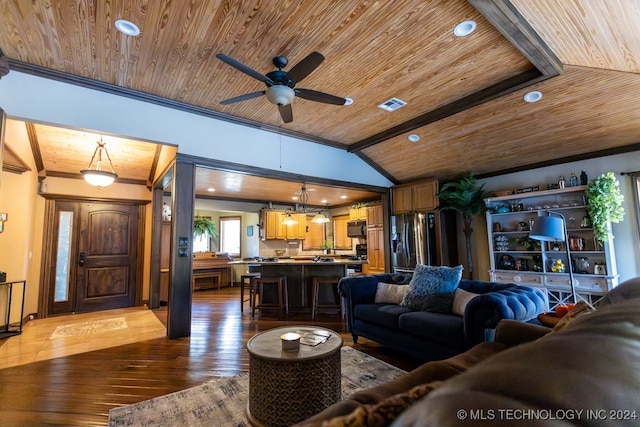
[311,276,342,321]
[252,276,288,319]
[240,273,260,312]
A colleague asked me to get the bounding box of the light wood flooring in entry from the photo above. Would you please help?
[0,287,421,426]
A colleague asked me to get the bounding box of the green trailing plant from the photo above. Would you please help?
[193,217,218,239]
[436,172,487,278]
[585,172,624,242]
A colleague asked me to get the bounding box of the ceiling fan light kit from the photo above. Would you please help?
[265,85,295,106]
[216,51,347,123]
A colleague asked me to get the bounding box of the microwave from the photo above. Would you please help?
[347,221,366,238]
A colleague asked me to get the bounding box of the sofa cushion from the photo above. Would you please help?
[401,264,463,313]
[398,311,464,349]
[375,283,410,304]
[392,299,640,426]
[451,288,478,316]
[355,303,412,329]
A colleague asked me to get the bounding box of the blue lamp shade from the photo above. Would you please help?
[529,215,565,242]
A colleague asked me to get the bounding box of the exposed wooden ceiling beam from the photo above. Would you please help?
[469,0,563,76]
[348,0,563,158]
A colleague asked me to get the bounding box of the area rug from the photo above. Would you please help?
[108,346,407,426]
[50,317,127,339]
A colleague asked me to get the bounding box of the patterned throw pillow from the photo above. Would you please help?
[400,265,463,313]
[313,381,443,427]
[374,283,409,304]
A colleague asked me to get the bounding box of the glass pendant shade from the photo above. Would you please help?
[282,213,298,225]
[81,139,118,187]
[266,85,295,106]
[311,212,330,223]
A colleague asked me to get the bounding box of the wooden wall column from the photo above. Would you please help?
[167,161,195,339]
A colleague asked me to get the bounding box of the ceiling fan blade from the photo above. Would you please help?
[287,52,324,83]
[220,91,265,105]
[278,104,293,123]
[295,88,346,105]
[216,53,274,85]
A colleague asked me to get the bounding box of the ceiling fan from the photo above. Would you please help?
[216,52,348,123]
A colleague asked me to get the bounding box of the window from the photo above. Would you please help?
[220,216,241,257]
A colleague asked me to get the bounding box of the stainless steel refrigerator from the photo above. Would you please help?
[391,211,457,272]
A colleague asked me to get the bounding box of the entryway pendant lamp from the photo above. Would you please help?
[80,138,118,187]
[529,210,577,304]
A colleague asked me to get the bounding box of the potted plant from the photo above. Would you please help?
[436,172,487,279]
[193,217,218,240]
[515,236,541,251]
[321,239,333,254]
[585,172,624,242]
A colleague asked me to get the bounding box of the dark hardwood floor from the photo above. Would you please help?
[0,287,421,426]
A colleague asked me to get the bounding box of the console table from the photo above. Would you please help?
[0,280,26,339]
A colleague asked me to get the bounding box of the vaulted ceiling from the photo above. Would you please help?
[1,1,640,206]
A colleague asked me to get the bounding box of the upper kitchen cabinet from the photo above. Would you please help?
[333,214,352,250]
[349,206,367,221]
[392,179,439,214]
[263,210,306,240]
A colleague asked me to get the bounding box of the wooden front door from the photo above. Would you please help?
[45,200,141,316]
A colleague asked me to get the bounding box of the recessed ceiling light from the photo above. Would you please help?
[320,199,328,204]
[408,134,420,142]
[344,98,354,106]
[207,188,215,192]
[454,20,476,37]
[523,91,543,103]
[292,196,299,200]
[340,195,347,199]
[115,19,140,36]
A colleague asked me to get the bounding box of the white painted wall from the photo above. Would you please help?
[0,71,393,188]
[473,152,640,283]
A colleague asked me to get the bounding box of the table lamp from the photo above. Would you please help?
[529,210,577,304]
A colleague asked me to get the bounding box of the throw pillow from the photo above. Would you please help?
[312,380,443,427]
[374,283,409,304]
[400,264,463,313]
[451,288,478,316]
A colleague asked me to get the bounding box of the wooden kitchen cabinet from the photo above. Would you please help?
[333,214,352,249]
[303,215,325,249]
[349,207,367,220]
[366,204,383,228]
[264,210,306,240]
[392,179,439,214]
[366,227,385,273]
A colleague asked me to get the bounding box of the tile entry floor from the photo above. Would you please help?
[0,307,166,370]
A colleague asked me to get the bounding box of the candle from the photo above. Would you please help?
[281,332,301,352]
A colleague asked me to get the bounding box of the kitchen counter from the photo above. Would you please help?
[232,258,368,310]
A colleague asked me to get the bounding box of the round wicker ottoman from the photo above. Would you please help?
[246,326,343,427]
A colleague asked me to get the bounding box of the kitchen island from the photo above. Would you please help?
[232,258,368,311]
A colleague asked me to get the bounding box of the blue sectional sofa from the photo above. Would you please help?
[339,273,547,362]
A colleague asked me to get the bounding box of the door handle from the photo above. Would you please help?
[79,252,85,266]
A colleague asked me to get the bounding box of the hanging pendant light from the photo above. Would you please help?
[80,138,118,187]
[311,212,330,223]
[282,212,298,225]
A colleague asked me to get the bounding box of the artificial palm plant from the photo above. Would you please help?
[436,172,487,278]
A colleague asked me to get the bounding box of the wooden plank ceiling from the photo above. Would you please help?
[1,0,640,204]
